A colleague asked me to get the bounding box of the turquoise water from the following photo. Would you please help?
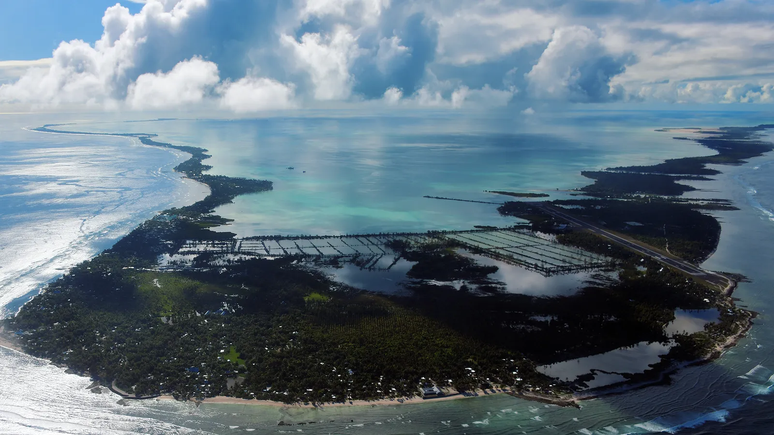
[61,114,715,236]
[2,111,774,433]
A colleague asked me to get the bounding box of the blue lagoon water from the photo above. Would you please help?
[58,114,714,237]
[2,111,774,433]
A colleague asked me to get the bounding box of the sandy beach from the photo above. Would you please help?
[155,388,518,409]
[0,324,22,352]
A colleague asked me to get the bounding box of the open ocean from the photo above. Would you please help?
[1,110,774,434]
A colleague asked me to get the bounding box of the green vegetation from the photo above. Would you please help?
[557,198,720,263]
[5,257,559,402]
[224,346,246,366]
[486,190,550,198]
[580,171,703,196]
[6,234,738,401]
[303,292,330,303]
[581,125,774,197]
[4,123,765,403]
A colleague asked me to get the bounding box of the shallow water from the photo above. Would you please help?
[0,117,208,317]
[314,255,417,295]
[60,114,716,237]
[665,309,719,336]
[538,341,672,389]
[463,251,601,297]
[2,111,774,433]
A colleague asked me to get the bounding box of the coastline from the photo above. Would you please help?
[0,324,22,353]
[3,122,765,412]
[167,306,752,411]
[572,308,754,402]
[165,387,582,410]
[167,390,475,408]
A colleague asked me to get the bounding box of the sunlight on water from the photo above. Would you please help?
[0,125,207,318]
[2,113,774,434]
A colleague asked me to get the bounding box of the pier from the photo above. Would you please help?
[175,228,613,276]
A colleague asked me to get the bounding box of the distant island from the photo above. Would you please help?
[2,123,770,408]
[485,190,550,198]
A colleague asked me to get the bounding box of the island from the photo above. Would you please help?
[2,123,769,408]
[485,190,550,198]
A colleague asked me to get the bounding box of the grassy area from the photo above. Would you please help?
[134,272,226,314]
[224,346,245,366]
[303,292,330,303]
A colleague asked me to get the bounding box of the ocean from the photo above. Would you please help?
[1,110,774,434]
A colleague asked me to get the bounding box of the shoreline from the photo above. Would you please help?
[162,305,752,411]
[572,310,754,402]
[166,387,583,410]
[3,122,765,411]
[0,325,22,353]
[27,124,213,205]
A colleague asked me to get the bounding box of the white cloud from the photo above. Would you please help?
[527,26,628,103]
[0,40,109,106]
[411,86,445,107]
[375,36,410,74]
[723,83,774,103]
[521,107,535,115]
[394,84,514,109]
[0,59,53,85]
[436,7,557,65]
[299,0,391,26]
[610,21,774,88]
[0,0,209,107]
[5,0,774,109]
[219,76,297,112]
[126,57,219,110]
[281,25,363,101]
[451,85,515,108]
[382,87,402,105]
[451,86,468,109]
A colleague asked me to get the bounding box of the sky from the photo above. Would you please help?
[0,0,773,113]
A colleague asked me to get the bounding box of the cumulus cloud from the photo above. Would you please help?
[281,25,363,101]
[436,6,557,66]
[219,76,296,112]
[384,84,514,109]
[0,59,53,85]
[0,39,115,106]
[526,26,629,103]
[3,0,774,109]
[382,86,402,105]
[0,0,210,107]
[298,0,390,25]
[375,35,410,74]
[724,83,774,103]
[126,57,219,110]
[450,85,515,108]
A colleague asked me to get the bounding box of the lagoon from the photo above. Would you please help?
[2,111,774,433]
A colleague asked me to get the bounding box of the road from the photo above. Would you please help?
[537,203,733,291]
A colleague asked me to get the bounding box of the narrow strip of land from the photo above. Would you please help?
[537,203,733,290]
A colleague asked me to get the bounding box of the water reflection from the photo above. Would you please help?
[538,341,672,389]
[665,309,719,336]
[461,251,602,297]
[313,249,607,298]
[313,255,416,295]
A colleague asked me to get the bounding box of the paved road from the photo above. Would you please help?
[538,203,732,291]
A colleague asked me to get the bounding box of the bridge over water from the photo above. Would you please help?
[176,228,614,276]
